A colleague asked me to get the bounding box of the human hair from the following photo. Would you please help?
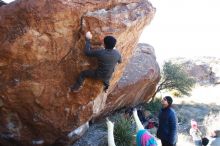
[164,96,173,107]
[202,137,209,146]
[104,36,116,49]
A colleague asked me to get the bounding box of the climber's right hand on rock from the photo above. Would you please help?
[86,31,92,40]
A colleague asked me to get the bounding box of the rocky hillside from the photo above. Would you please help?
[169,57,220,85]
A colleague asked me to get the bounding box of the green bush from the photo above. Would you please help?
[153,61,196,98]
[144,98,162,115]
[113,115,134,146]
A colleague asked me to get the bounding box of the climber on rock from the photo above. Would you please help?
[69,31,122,93]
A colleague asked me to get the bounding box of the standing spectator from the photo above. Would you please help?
[157,96,178,146]
[189,120,202,146]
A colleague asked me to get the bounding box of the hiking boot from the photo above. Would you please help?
[69,83,83,93]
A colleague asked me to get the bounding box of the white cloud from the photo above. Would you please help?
[3,0,15,3]
[140,0,220,63]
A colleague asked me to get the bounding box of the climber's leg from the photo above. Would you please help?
[69,70,96,92]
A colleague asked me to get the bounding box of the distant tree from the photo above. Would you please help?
[152,61,196,98]
[0,0,7,7]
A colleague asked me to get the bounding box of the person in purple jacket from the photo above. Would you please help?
[157,96,178,146]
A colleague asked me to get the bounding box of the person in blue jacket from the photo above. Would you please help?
[157,96,178,146]
[69,31,122,93]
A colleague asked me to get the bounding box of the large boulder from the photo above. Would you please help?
[0,0,156,145]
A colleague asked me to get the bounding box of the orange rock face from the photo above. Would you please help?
[0,0,156,145]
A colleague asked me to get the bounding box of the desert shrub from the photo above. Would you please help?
[203,112,220,136]
[0,0,7,7]
[153,61,196,98]
[171,90,182,97]
[113,115,134,146]
[176,110,188,124]
[144,98,162,115]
